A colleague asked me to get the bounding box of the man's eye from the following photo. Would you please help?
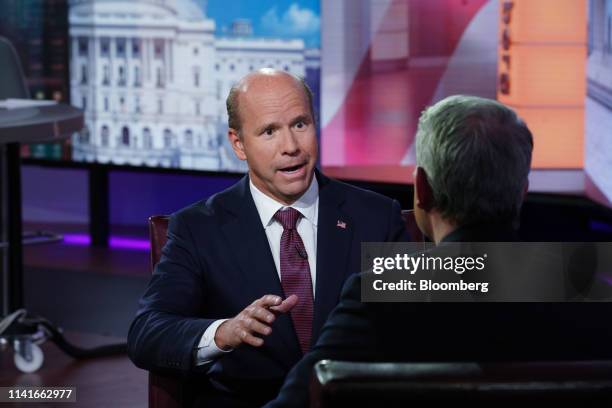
[294,121,306,129]
[264,128,274,136]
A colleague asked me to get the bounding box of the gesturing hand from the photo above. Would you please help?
[215,294,298,350]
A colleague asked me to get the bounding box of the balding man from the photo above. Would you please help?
[128,69,408,407]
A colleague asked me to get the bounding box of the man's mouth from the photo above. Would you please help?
[278,162,306,174]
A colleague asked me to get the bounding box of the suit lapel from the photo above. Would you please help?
[219,176,302,364]
[313,171,353,343]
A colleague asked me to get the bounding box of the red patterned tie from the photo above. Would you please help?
[273,208,314,354]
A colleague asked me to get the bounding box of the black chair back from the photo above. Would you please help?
[311,360,612,407]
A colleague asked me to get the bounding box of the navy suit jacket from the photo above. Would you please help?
[127,171,408,406]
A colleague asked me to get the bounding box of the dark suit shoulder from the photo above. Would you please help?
[171,177,245,224]
[167,199,216,234]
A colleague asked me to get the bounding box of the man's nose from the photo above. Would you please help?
[280,128,300,155]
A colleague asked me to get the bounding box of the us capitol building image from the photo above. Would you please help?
[69,0,318,171]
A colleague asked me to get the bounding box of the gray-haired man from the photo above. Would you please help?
[264,95,612,408]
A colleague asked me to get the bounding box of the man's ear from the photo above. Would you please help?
[415,166,434,212]
[228,129,247,161]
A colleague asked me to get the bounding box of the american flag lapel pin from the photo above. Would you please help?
[336,220,347,229]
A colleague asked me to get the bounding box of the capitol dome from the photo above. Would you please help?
[174,0,206,21]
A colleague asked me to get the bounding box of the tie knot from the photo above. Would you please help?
[274,207,302,230]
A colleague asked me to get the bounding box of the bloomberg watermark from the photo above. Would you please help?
[361,242,612,302]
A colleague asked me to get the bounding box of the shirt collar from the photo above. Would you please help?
[249,174,319,228]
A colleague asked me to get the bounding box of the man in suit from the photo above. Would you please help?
[127,68,408,407]
[264,95,612,407]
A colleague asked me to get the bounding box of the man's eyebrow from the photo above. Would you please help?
[254,121,281,135]
[290,114,312,126]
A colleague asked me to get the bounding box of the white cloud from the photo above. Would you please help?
[261,3,320,36]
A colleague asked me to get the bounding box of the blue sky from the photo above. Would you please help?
[198,0,320,48]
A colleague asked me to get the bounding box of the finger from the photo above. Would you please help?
[270,294,299,314]
[237,328,264,347]
[256,294,283,308]
[249,306,276,324]
[243,317,272,336]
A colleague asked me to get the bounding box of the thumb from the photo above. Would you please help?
[270,294,298,314]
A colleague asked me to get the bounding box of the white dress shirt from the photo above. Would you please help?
[196,177,319,365]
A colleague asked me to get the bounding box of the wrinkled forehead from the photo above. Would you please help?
[240,70,299,90]
[239,74,310,120]
[241,73,306,102]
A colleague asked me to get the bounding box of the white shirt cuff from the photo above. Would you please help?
[195,318,232,366]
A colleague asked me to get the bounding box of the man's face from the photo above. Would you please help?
[228,74,318,205]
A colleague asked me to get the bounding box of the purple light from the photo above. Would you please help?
[63,234,91,246]
[109,237,150,251]
[62,234,149,251]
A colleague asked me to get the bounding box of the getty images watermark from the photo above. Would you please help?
[361,242,612,302]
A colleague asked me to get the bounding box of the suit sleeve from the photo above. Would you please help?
[127,212,215,375]
[263,274,379,408]
[387,199,410,242]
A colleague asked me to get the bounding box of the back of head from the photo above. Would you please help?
[416,95,533,227]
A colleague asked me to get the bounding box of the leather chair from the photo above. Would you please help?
[148,215,190,408]
[310,360,612,407]
[146,210,422,407]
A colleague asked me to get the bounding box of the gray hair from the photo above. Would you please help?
[226,69,315,136]
[415,95,533,226]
